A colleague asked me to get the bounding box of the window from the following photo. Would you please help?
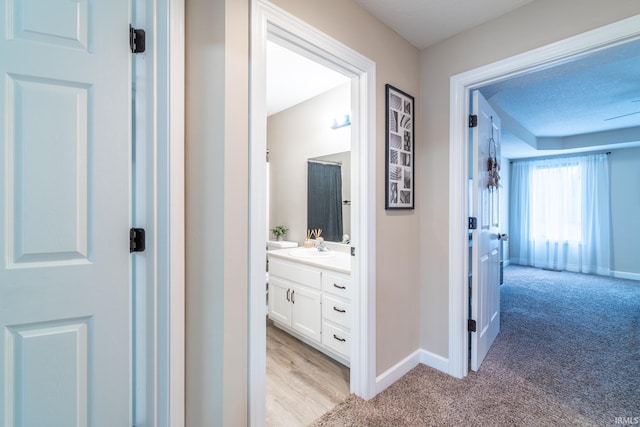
[510,152,611,274]
[530,162,582,243]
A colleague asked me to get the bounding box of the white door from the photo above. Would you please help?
[470,90,502,371]
[0,1,132,425]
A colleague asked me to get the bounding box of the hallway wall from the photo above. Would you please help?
[185,0,249,425]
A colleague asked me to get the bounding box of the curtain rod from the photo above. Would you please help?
[308,159,342,166]
[510,151,611,164]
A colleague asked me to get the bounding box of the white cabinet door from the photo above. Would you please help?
[268,277,292,326]
[0,1,131,425]
[290,284,321,343]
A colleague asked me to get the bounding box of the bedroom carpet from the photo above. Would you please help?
[311,265,640,426]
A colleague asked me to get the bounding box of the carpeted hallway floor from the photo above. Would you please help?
[312,265,640,426]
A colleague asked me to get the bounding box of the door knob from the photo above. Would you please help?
[498,233,508,241]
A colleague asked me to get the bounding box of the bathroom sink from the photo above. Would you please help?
[288,248,335,258]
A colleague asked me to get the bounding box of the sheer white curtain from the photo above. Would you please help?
[510,153,611,275]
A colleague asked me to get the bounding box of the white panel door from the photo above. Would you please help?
[0,1,132,426]
[470,90,501,371]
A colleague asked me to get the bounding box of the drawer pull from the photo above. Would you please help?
[333,334,346,342]
[333,306,346,313]
[333,283,346,290]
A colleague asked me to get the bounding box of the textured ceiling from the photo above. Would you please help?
[481,39,640,137]
[480,38,640,158]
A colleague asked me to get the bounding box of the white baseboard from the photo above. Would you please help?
[375,350,421,394]
[612,270,640,281]
[419,349,449,373]
[375,348,450,395]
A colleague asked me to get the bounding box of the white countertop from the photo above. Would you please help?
[267,247,352,275]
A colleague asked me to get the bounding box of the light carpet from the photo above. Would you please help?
[311,266,640,426]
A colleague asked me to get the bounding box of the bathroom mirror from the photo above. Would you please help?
[307,151,351,242]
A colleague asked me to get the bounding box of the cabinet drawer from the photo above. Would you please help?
[322,322,350,359]
[322,272,352,299]
[269,258,321,289]
[322,294,351,329]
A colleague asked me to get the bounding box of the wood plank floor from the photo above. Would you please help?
[266,320,350,426]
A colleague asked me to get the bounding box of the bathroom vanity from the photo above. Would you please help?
[267,246,352,366]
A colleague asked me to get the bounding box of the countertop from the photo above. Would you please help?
[267,247,352,275]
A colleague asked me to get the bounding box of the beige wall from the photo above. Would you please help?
[268,84,351,244]
[185,0,249,425]
[610,147,640,277]
[270,0,422,375]
[419,1,640,357]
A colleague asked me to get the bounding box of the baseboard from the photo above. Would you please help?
[375,349,421,394]
[375,348,450,395]
[612,270,640,281]
[419,349,449,373]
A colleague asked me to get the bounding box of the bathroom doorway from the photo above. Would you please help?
[264,39,352,425]
[249,1,377,424]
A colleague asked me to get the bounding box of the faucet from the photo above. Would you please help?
[314,237,330,252]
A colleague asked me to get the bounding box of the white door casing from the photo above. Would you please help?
[0,1,131,425]
[470,91,501,371]
[449,16,640,379]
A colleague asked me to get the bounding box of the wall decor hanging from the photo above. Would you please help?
[385,84,415,209]
[487,116,501,190]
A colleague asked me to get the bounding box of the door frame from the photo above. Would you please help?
[135,0,185,425]
[448,14,640,378]
[249,0,377,424]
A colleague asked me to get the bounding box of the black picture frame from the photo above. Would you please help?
[385,84,415,209]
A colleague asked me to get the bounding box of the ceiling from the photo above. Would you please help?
[267,2,640,159]
[266,42,350,116]
[352,0,536,50]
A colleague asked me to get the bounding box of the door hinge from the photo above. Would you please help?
[468,319,477,332]
[468,217,477,230]
[469,114,478,128]
[130,228,146,253]
[129,25,146,53]
[351,247,356,256]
